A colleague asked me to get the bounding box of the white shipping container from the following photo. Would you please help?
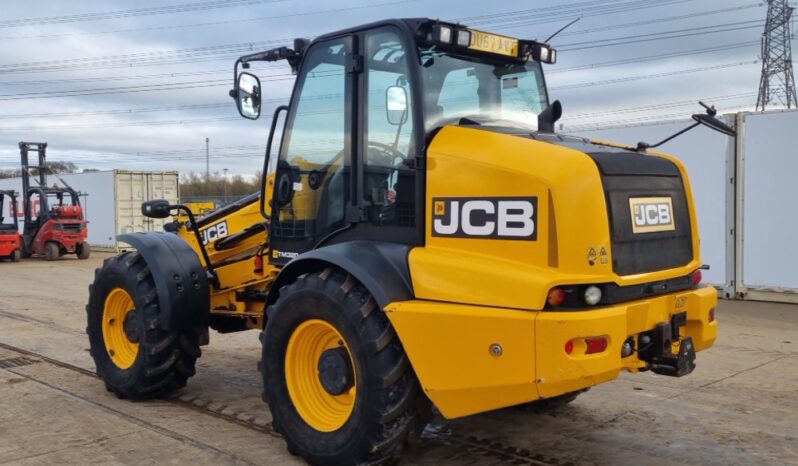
[0,170,179,250]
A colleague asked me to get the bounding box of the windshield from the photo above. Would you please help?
[418,46,548,132]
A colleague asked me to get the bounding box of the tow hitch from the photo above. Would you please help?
[638,312,697,377]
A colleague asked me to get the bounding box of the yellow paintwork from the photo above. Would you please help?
[285,319,357,432]
[175,202,216,221]
[168,123,716,423]
[410,126,703,310]
[386,285,717,419]
[176,174,281,328]
[102,288,139,370]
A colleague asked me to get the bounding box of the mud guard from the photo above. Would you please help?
[119,232,210,331]
[267,241,414,309]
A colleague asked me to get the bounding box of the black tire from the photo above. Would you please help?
[262,269,430,466]
[11,249,21,262]
[86,252,201,399]
[517,389,587,412]
[76,242,91,260]
[44,242,60,261]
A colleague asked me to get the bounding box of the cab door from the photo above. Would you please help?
[269,36,354,263]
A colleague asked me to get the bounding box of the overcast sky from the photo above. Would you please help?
[0,0,781,176]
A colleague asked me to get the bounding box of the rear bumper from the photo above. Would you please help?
[0,235,21,256]
[385,285,717,418]
[536,285,717,398]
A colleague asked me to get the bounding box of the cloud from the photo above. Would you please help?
[0,0,770,175]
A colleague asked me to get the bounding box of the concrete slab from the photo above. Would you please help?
[0,253,797,465]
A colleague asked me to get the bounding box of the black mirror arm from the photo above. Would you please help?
[260,105,289,220]
[636,122,700,152]
[172,204,220,289]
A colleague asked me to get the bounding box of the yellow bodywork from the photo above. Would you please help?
[173,126,716,420]
[385,126,716,418]
[176,175,279,329]
[386,285,716,419]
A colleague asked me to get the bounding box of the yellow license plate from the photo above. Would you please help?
[469,30,519,57]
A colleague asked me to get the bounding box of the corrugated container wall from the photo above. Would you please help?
[0,170,179,250]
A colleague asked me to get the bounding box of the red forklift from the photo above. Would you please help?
[0,190,22,262]
[19,142,90,261]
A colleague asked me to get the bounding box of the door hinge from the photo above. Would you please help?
[404,157,425,170]
[347,54,363,74]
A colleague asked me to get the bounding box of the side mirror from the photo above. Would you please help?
[386,86,408,125]
[537,100,562,133]
[691,100,736,137]
[691,113,736,137]
[233,72,261,120]
[141,199,173,219]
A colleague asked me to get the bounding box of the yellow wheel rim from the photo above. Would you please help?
[102,288,139,370]
[285,319,357,432]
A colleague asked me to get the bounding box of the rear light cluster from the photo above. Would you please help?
[564,336,609,355]
[546,285,604,308]
[690,269,702,286]
[546,269,705,310]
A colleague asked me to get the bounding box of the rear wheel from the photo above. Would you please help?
[262,269,430,465]
[76,242,91,260]
[86,252,201,398]
[44,242,59,261]
[10,249,20,262]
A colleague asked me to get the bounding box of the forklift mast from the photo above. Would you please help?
[19,142,48,226]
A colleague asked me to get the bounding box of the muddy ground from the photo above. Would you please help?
[0,253,796,465]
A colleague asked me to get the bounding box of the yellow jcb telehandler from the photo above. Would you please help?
[86,18,732,465]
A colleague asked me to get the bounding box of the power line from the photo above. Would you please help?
[551,61,759,91]
[557,3,765,37]
[565,105,749,131]
[0,60,760,123]
[0,0,700,74]
[0,0,286,29]
[548,41,760,74]
[562,93,757,120]
[0,0,420,41]
[559,20,765,51]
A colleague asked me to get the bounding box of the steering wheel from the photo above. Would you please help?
[366,141,408,168]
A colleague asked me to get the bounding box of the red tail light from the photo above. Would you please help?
[690,269,702,286]
[564,340,574,355]
[547,287,566,307]
[708,307,716,322]
[585,337,608,354]
[254,254,264,274]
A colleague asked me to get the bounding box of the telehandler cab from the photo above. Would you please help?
[87,19,728,465]
[0,190,22,262]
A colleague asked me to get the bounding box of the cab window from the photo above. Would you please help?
[364,28,416,227]
[273,40,349,246]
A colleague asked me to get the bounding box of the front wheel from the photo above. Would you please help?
[262,269,430,465]
[86,252,201,399]
[44,242,60,261]
[76,242,91,260]
[10,249,21,262]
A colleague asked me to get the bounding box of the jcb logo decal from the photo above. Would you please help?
[432,197,537,240]
[201,221,229,245]
[629,197,675,233]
